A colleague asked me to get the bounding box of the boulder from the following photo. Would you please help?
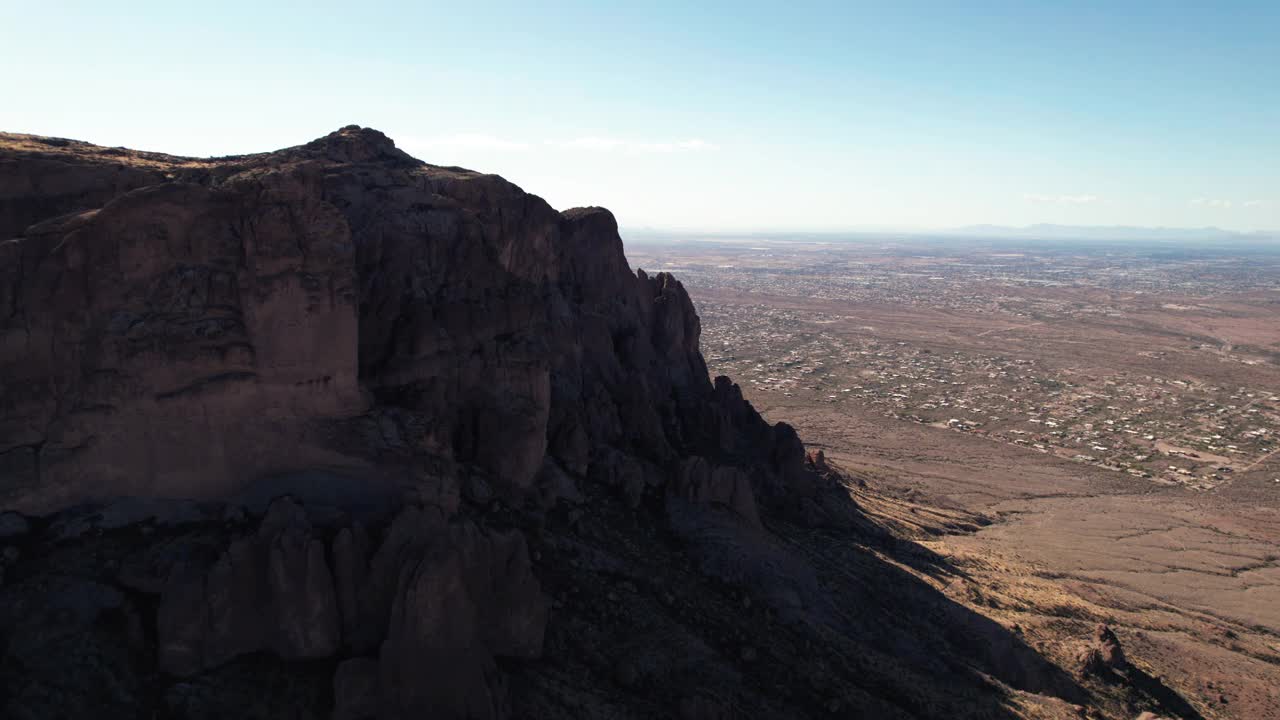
[1077,624,1128,679]
[1095,624,1127,668]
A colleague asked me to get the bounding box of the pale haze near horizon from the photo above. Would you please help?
[2,1,1277,233]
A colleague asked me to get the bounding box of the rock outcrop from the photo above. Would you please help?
[153,497,546,718]
[157,497,343,676]
[1078,624,1129,679]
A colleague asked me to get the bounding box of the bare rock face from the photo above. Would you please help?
[669,456,761,529]
[153,499,547,718]
[1,150,365,509]
[158,497,341,675]
[0,127,814,521]
[379,523,547,720]
[0,128,863,720]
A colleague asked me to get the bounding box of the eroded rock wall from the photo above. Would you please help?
[0,127,844,720]
[1,127,807,520]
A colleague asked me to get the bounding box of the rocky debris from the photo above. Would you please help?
[0,575,137,658]
[0,570,150,718]
[666,494,822,624]
[47,498,206,541]
[158,653,333,720]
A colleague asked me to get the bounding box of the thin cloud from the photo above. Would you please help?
[547,137,719,154]
[400,134,718,156]
[1192,196,1233,207]
[1022,193,1099,205]
[403,133,531,151]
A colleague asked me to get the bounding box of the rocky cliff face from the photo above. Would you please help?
[0,129,1093,719]
[0,126,815,517]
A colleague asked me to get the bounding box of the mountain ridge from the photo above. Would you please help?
[0,126,1196,720]
[944,223,1277,242]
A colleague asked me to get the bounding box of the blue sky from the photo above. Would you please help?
[3,1,1277,231]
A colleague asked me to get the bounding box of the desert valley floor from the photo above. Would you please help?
[631,235,1280,719]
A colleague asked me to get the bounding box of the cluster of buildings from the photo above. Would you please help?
[634,241,1280,492]
[631,242,1280,314]
[699,300,1279,492]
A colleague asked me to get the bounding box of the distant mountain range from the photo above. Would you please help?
[943,224,1278,242]
[625,224,1279,245]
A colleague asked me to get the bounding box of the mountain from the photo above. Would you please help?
[0,128,1184,719]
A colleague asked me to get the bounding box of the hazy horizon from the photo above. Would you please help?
[3,1,1277,232]
[620,222,1280,237]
